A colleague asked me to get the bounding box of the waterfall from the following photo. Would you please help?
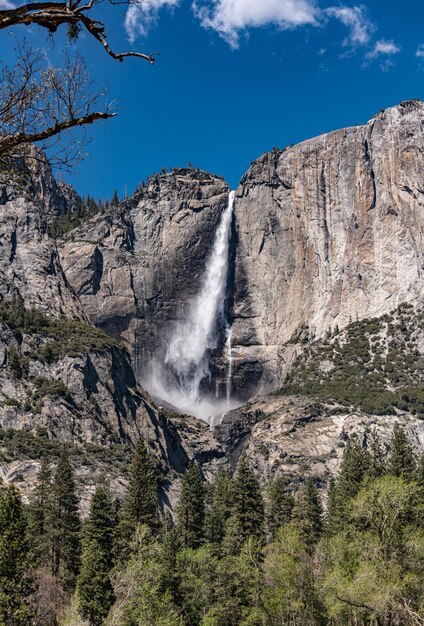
[226,326,232,402]
[145,191,240,424]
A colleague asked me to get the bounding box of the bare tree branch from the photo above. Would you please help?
[0,111,116,156]
[0,1,158,63]
[0,42,114,169]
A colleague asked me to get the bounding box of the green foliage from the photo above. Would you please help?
[48,194,101,238]
[177,463,205,550]
[282,303,424,416]
[319,476,424,625]
[326,434,370,536]
[8,345,23,378]
[0,485,34,626]
[0,296,120,364]
[77,482,116,626]
[106,525,184,626]
[176,545,217,625]
[50,447,81,590]
[262,524,323,626]
[388,423,416,478]
[201,537,263,626]
[292,478,323,548]
[27,456,52,565]
[32,375,71,402]
[367,428,386,479]
[3,420,424,626]
[117,438,159,559]
[231,457,264,544]
[204,470,234,548]
[0,427,132,474]
[267,476,294,540]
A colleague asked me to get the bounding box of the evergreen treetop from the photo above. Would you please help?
[177,463,205,549]
[50,446,81,590]
[121,437,159,531]
[0,485,34,626]
[232,456,264,543]
[388,423,416,478]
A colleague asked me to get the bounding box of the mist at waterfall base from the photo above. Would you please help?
[144,191,242,426]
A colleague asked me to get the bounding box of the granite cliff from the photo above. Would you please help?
[3,101,424,502]
[60,100,424,401]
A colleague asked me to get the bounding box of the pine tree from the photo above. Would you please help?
[267,476,294,540]
[77,482,116,626]
[111,189,119,206]
[291,477,323,548]
[49,447,81,590]
[0,485,34,626]
[118,438,159,555]
[367,429,387,479]
[204,470,234,546]
[27,456,52,565]
[232,456,264,543]
[222,514,244,556]
[159,524,181,602]
[177,463,205,549]
[388,423,416,478]
[326,434,369,535]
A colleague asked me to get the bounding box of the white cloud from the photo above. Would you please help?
[325,5,372,46]
[416,44,424,59]
[192,1,375,51]
[0,0,15,7]
[192,0,319,49]
[366,39,401,59]
[124,0,179,43]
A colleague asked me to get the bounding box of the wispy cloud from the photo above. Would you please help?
[325,5,373,46]
[192,0,318,50]
[366,39,401,60]
[124,0,180,43]
[416,44,424,59]
[0,0,15,8]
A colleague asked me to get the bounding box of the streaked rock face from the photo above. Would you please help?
[230,100,424,393]
[0,158,82,318]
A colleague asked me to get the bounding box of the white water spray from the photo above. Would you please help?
[145,191,240,423]
[226,326,232,402]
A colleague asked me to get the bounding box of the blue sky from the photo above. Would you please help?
[1,0,424,200]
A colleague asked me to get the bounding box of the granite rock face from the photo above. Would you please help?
[230,100,424,394]
[60,102,424,400]
[0,156,82,318]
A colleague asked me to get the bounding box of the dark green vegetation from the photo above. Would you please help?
[0,427,132,474]
[1,427,423,625]
[48,192,121,238]
[0,296,120,365]
[283,302,424,416]
[48,195,101,238]
[0,295,125,417]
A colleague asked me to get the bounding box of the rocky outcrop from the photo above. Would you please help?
[231,100,424,394]
[0,155,83,317]
[214,394,424,488]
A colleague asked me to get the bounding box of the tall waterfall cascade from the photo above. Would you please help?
[145,191,240,425]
